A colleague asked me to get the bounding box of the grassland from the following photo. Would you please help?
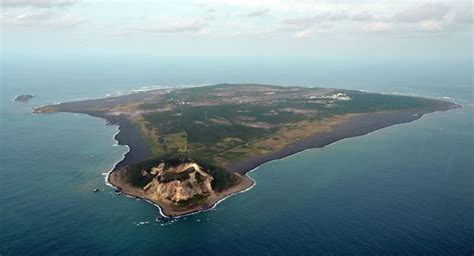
[34,83,458,214]
[123,84,447,172]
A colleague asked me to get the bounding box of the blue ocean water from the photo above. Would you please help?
[1,58,473,255]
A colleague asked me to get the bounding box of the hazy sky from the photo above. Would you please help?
[1,0,472,61]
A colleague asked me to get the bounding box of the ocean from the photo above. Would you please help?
[1,57,472,255]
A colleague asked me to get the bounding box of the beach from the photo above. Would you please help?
[228,109,432,174]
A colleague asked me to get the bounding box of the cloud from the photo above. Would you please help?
[0,11,84,27]
[1,0,77,8]
[110,30,130,37]
[360,22,393,33]
[231,28,275,38]
[144,20,207,33]
[242,8,269,18]
[282,10,379,31]
[419,20,443,32]
[293,29,312,39]
[352,11,375,21]
[393,2,451,22]
[204,15,215,21]
[453,3,473,23]
[283,11,351,27]
[278,2,472,36]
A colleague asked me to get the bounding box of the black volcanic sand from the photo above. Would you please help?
[228,107,456,175]
[79,112,152,171]
[39,91,157,170]
[104,115,152,171]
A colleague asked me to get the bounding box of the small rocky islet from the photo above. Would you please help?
[14,94,34,102]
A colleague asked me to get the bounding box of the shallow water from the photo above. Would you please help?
[1,59,472,255]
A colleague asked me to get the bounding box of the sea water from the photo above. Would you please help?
[1,57,472,255]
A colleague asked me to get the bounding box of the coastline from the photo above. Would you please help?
[95,112,254,218]
[72,111,153,171]
[104,104,459,217]
[33,89,461,218]
[228,109,431,174]
[109,169,255,217]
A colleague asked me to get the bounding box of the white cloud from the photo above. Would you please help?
[204,15,215,21]
[278,1,472,36]
[230,28,275,38]
[2,0,472,38]
[453,3,473,23]
[419,20,443,32]
[283,11,352,27]
[144,20,207,33]
[352,11,375,21]
[1,0,77,8]
[110,30,130,37]
[393,2,451,22]
[242,9,269,18]
[204,0,386,14]
[0,11,84,27]
[360,22,393,33]
[294,29,312,39]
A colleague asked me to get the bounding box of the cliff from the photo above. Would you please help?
[143,162,214,204]
[108,157,253,217]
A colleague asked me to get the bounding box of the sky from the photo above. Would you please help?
[0,0,473,62]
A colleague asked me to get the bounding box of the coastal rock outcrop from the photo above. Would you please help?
[143,162,214,203]
[108,156,250,216]
[14,94,33,102]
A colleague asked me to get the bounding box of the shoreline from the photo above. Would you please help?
[75,111,153,171]
[228,109,431,174]
[109,169,255,218]
[32,89,461,218]
[104,104,459,217]
[97,112,255,218]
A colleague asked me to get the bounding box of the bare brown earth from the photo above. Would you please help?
[109,167,253,217]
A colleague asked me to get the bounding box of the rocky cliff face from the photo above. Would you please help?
[141,162,215,204]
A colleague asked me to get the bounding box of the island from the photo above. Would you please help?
[34,84,459,217]
[14,94,34,102]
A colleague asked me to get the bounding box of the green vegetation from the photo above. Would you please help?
[162,132,188,152]
[123,155,184,187]
[106,84,444,192]
[177,194,208,206]
[123,154,238,191]
[34,83,454,212]
[334,91,438,113]
[158,167,194,183]
[198,158,239,192]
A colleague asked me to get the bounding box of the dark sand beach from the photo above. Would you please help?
[229,110,428,174]
[105,114,152,170]
[229,102,459,175]
[69,111,152,171]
